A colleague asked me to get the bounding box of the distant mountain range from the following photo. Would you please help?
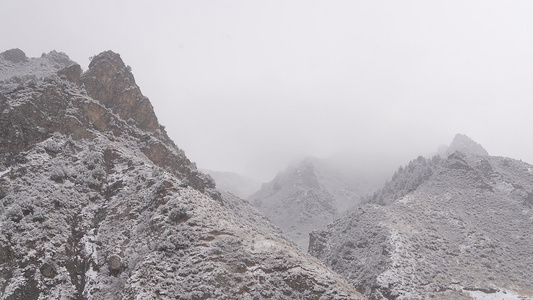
[248,157,379,250]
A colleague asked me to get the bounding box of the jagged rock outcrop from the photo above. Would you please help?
[250,157,375,250]
[0,49,362,299]
[80,51,159,132]
[0,49,27,63]
[311,149,533,299]
[58,64,82,86]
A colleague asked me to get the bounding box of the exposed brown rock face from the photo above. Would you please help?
[0,90,57,154]
[57,63,82,86]
[80,51,159,132]
[0,78,99,154]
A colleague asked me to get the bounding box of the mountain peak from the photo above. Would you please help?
[447,133,488,156]
[88,50,124,69]
[81,50,159,132]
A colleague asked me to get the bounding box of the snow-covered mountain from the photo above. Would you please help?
[0,49,362,299]
[202,169,260,199]
[249,157,377,250]
[439,133,489,157]
[310,139,533,299]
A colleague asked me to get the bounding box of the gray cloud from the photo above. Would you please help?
[4,0,533,181]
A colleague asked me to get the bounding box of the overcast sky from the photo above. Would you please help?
[3,1,533,181]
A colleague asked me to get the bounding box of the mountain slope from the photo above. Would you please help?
[0,49,362,299]
[447,133,489,156]
[439,133,489,157]
[250,157,376,250]
[310,150,533,299]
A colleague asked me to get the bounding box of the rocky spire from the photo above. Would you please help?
[80,51,159,132]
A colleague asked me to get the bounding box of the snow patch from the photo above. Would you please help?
[0,168,10,177]
[464,289,529,300]
[81,227,99,298]
[398,194,414,204]
[251,238,281,253]
[495,181,514,193]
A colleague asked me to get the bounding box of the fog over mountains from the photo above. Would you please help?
[202,170,260,199]
[248,157,379,250]
[1,49,533,300]
[5,1,533,183]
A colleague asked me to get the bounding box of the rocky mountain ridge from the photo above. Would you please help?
[0,49,213,195]
[0,49,362,299]
[439,133,489,157]
[310,144,533,299]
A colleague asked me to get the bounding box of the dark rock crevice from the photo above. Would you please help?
[64,214,89,300]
